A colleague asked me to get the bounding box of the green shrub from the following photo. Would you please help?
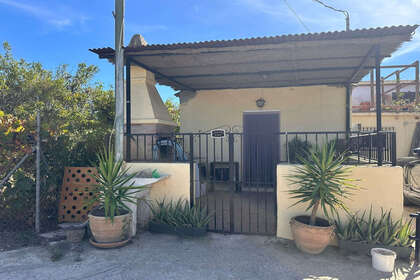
[0,43,114,229]
[150,199,212,228]
[335,207,414,247]
[287,138,312,163]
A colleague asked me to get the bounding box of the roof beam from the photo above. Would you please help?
[348,45,376,83]
[151,56,371,71]
[158,76,350,90]
[130,59,196,92]
[184,81,346,91]
[166,66,372,80]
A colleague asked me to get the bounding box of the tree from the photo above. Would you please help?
[0,42,115,228]
[164,98,180,132]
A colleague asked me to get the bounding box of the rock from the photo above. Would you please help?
[39,230,66,243]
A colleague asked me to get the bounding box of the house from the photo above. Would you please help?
[91,25,417,238]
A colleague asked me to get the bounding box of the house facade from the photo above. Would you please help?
[91,25,417,237]
[178,86,346,134]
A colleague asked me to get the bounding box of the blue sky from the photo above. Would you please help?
[1,0,420,101]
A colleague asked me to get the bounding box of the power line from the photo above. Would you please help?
[283,0,311,33]
[312,0,350,31]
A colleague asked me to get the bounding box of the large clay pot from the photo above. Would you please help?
[89,212,131,243]
[290,215,334,254]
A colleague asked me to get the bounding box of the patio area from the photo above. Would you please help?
[0,232,418,280]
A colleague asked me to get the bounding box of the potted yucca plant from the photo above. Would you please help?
[87,145,146,247]
[288,142,357,254]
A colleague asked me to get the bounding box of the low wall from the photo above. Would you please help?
[126,162,190,230]
[276,164,403,240]
[126,162,190,203]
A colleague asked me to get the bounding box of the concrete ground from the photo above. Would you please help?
[0,232,419,280]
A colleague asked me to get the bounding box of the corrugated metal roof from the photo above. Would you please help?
[90,25,418,91]
[90,25,418,54]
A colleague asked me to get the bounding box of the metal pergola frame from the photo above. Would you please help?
[123,44,386,164]
[91,25,418,167]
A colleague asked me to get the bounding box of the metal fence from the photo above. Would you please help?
[125,130,396,235]
[355,125,395,132]
[0,150,61,250]
[125,130,397,166]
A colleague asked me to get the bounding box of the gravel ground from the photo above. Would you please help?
[0,232,419,280]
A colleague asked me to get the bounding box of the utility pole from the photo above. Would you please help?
[312,0,350,31]
[114,0,125,160]
[35,97,40,233]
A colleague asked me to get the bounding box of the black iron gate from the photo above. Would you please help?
[193,132,277,235]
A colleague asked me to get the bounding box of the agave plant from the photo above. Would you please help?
[335,213,362,241]
[288,142,358,226]
[150,199,212,228]
[335,207,415,247]
[87,145,147,222]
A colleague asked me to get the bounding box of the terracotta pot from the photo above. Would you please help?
[290,216,334,254]
[88,212,131,243]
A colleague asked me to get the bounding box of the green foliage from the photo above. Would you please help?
[164,98,180,132]
[287,138,312,163]
[150,199,212,228]
[335,207,415,247]
[0,42,114,227]
[287,142,357,226]
[88,145,147,222]
[0,110,31,176]
[151,169,160,179]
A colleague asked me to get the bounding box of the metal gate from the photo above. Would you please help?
[192,132,277,235]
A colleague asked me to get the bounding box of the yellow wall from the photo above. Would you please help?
[276,164,403,240]
[126,162,190,203]
[180,85,346,133]
[352,112,420,158]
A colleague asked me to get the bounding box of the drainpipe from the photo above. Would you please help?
[125,58,131,161]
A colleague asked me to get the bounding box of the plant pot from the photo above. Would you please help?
[175,226,207,237]
[371,248,397,273]
[338,239,412,260]
[149,221,176,234]
[88,212,131,243]
[290,216,334,254]
[338,239,376,256]
[149,221,207,237]
[66,228,85,243]
[387,246,412,261]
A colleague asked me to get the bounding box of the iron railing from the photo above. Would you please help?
[125,130,397,166]
[124,130,396,235]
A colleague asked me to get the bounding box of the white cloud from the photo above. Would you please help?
[239,0,288,17]
[0,0,88,29]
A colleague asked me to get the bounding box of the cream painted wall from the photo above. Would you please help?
[352,112,420,157]
[126,162,190,203]
[179,85,346,133]
[276,164,403,240]
[127,65,175,127]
